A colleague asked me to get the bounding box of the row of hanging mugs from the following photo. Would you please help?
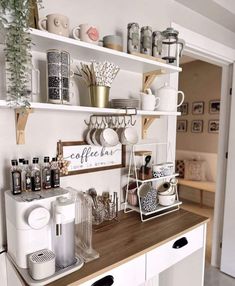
[85,115,138,147]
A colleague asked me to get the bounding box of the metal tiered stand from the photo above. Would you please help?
[124,142,182,222]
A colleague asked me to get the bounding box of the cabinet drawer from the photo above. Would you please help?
[146,225,204,280]
[80,254,145,286]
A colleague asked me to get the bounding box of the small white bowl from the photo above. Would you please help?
[158,193,176,206]
[157,182,175,196]
[100,128,119,147]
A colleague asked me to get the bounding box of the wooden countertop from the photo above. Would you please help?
[48,209,208,286]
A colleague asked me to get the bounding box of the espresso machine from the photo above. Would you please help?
[5,188,84,285]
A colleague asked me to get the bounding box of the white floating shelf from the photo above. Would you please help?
[131,173,179,183]
[30,28,182,74]
[0,100,181,116]
[125,200,182,216]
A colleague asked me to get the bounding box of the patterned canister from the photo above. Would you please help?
[152,31,162,57]
[127,22,140,54]
[140,26,152,55]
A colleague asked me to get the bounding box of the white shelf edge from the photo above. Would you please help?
[30,28,182,73]
[0,100,181,116]
[132,173,179,183]
[125,200,182,216]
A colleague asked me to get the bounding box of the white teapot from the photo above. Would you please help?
[156,82,184,112]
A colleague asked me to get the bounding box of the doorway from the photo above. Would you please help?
[176,55,222,263]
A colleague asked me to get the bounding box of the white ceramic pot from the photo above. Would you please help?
[158,193,176,206]
[156,82,184,112]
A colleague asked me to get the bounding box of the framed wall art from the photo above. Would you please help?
[192,101,204,115]
[57,140,126,176]
[208,120,219,133]
[177,120,187,132]
[178,102,188,115]
[209,100,220,114]
[191,120,203,133]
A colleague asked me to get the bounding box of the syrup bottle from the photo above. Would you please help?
[42,157,51,190]
[11,160,22,195]
[51,157,60,188]
[31,158,41,191]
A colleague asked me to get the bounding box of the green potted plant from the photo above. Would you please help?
[0,0,33,107]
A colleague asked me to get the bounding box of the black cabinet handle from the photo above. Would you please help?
[91,275,114,286]
[172,237,188,249]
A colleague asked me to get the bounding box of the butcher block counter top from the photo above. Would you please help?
[48,209,208,286]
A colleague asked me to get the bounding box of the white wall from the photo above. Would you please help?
[0,0,235,256]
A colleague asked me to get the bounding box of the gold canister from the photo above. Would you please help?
[89,86,110,108]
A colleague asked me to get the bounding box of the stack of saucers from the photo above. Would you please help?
[111,99,140,109]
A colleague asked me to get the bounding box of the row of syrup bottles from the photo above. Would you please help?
[11,157,60,195]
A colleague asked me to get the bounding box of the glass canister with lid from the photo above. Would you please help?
[140,26,152,56]
[127,22,140,54]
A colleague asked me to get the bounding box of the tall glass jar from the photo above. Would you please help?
[127,23,140,54]
[140,26,152,56]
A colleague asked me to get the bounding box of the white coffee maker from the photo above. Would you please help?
[5,189,70,269]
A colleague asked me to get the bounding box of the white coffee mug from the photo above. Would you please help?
[140,93,160,111]
[72,24,99,44]
[156,82,184,112]
[38,14,69,37]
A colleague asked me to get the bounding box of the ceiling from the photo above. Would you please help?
[175,0,235,33]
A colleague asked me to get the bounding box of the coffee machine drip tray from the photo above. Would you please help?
[7,253,84,286]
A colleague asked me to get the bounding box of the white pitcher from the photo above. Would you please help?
[156,82,184,112]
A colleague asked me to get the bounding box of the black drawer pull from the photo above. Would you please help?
[172,237,188,249]
[91,275,114,286]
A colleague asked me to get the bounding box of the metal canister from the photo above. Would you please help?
[140,26,152,55]
[152,31,162,58]
[127,22,140,54]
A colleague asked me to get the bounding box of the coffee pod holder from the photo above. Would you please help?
[124,141,182,222]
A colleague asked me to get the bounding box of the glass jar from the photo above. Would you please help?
[140,26,152,55]
[127,22,140,54]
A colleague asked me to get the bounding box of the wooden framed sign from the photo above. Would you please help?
[57,141,126,176]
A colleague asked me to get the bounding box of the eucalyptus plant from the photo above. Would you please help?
[0,0,32,107]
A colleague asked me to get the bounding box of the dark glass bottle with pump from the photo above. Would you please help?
[31,158,41,191]
[42,157,51,189]
[51,157,60,188]
[11,160,22,195]
[22,160,32,191]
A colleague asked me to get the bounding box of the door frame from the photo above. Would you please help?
[172,22,235,267]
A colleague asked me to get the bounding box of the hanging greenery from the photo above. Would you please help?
[0,0,32,107]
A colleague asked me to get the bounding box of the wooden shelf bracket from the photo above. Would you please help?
[143,69,166,92]
[15,108,33,145]
[142,115,160,139]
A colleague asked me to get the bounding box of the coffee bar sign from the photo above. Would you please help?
[57,141,125,176]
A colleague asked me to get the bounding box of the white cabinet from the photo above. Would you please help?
[146,225,204,279]
[80,224,206,286]
[80,254,145,286]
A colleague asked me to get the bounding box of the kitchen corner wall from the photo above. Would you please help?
[176,60,222,154]
[0,0,235,251]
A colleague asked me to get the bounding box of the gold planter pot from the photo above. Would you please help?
[89,86,110,108]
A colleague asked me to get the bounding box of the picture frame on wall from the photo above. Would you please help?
[191,120,203,133]
[192,101,204,115]
[178,102,188,115]
[209,100,220,114]
[177,120,187,132]
[208,120,219,133]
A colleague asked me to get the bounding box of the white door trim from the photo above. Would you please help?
[171,22,235,267]
[172,23,235,65]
